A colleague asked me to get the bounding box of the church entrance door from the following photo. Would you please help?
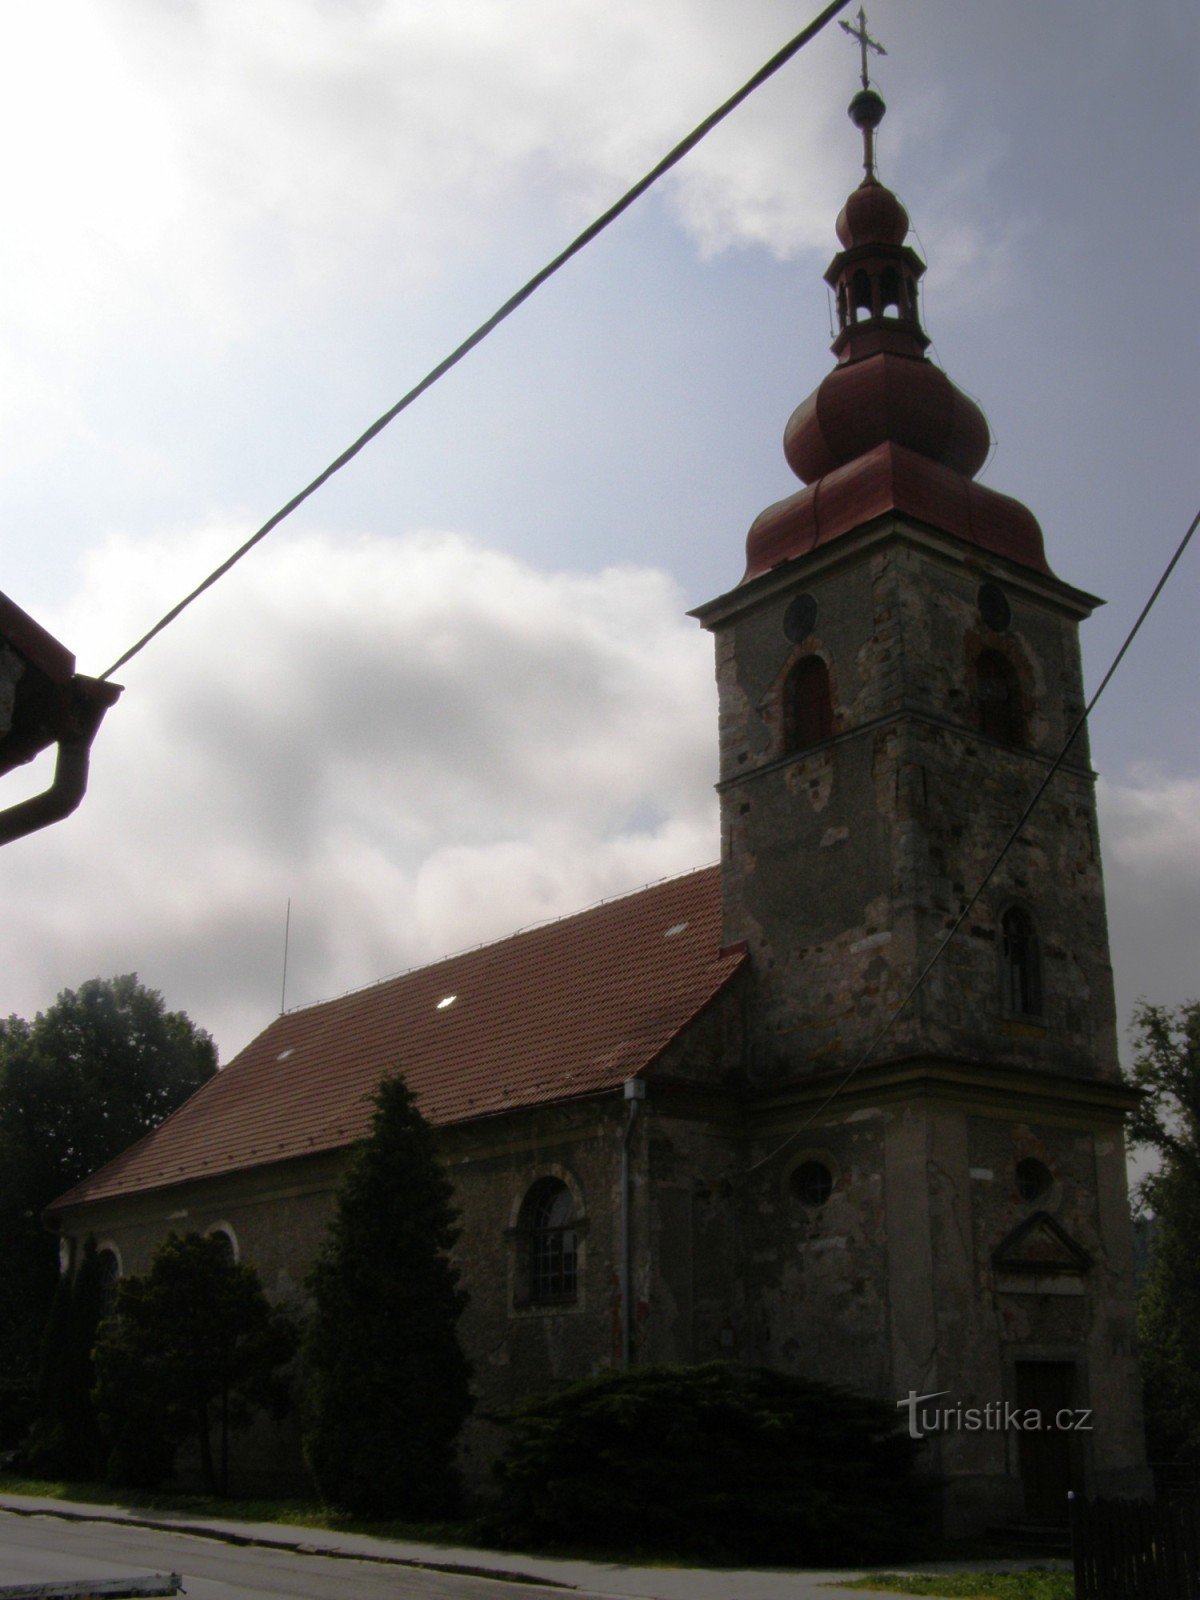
[1014,1360,1078,1525]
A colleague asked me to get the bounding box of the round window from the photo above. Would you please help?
[978,582,1012,632]
[783,593,818,644]
[791,1160,834,1207]
[1015,1157,1053,1203]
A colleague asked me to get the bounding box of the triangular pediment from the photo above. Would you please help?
[993,1210,1092,1276]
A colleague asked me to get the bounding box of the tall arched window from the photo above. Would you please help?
[524,1178,578,1303]
[786,656,833,752]
[851,268,873,321]
[1001,907,1042,1016]
[208,1227,237,1265]
[976,650,1024,746]
[96,1247,121,1320]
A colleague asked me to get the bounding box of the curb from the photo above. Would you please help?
[0,1500,576,1591]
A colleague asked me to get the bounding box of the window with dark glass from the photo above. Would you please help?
[96,1248,120,1320]
[787,656,833,751]
[1015,1157,1053,1203]
[1001,907,1042,1016]
[526,1178,577,1302]
[976,650,1024,745]
[209,1229,236,1265]
[791,1160,834,1207]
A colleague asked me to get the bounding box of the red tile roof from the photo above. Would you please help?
[50,866,743,1210]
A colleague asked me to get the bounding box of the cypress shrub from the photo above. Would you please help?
[22,1236,106,1479]
[302,1075,473,1517]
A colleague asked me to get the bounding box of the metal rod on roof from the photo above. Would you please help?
[280,898,291,1015]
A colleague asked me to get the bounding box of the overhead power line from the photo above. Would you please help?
[100,0,855,682]
[739,498,1200,1177]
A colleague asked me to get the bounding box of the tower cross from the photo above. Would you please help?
[840,6,886,89]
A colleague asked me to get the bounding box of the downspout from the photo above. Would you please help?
[0,676,121,847]
[620,1076,646,1367]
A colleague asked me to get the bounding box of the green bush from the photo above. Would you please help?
[93,1233,297,1494]
[0,1373,36,1452]
[484,1363,933,1564]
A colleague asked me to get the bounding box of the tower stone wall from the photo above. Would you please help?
[705,524,1119,1086]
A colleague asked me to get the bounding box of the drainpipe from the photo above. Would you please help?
[0,675,121,846]
[620,1076,646,1367]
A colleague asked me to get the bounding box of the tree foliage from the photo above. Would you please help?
[1129,999,1200,1464]
[0,976,216,1437]
[302,1074,473,1517]
[483,1362,932,1563]
[92,1232,297,1494]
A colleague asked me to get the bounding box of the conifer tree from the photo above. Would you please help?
[302,1075,473,1517]
[1129,999,1200,1462]
[22,1235,106,1479]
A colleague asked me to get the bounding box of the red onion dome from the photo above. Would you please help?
[836,176,909,248]
[783,355,991,484]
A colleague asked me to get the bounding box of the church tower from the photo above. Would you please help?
[693,41,1150,1530]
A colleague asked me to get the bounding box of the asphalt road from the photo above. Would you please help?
[0,1509,587,1600]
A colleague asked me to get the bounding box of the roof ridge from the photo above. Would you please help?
[279,860,721,1021]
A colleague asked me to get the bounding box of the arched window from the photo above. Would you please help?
[786,656,833,751]
[851,268,873,321]
[976,650,1024,745]
[208,1227,237,1265]
[1001,907,1042,1016]
[524,1178,578,1303]
[96,1247,121,1320]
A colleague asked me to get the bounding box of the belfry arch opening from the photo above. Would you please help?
[785,655,833,752]
[975,650,1025,746]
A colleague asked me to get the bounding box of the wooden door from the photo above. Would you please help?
[1015,1360,1078,1525]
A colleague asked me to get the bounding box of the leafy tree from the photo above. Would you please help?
[483,1362,932,1563]
[92,1232,298,1494]
[0,975,216,1426]
[302,1074,473,1517]
[1129,999,1200,1464]
[22,1235,107,1479]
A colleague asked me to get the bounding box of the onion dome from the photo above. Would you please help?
[836,177,909,248]
[741,83,1050,584]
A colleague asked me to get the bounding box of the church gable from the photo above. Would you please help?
[49,866,745,1213]
[992,1210,1093,1278]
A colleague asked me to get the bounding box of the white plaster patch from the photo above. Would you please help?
[849,930,892,955]
[820,826,849,848]
[969,1167,994,1181]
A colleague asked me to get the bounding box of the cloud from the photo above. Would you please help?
[1098,769,1200,1040]
[0,525,718,1060]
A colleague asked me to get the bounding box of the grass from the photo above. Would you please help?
[0,1471,474,1547]
[838,1574,1072,1599]
[0,1472,1075,1581]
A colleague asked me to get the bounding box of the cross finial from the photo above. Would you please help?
[840,6,886,90]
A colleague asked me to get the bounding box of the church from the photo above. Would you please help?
[48,58,1150,1533]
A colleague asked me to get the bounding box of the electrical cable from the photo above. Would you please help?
[737,499,1200,1177]
[99,0,854,683]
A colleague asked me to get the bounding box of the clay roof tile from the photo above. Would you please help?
[50,866,742,1210]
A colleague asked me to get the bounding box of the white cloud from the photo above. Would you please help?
[1098,769,1200,1041]
[0,525,718,1059]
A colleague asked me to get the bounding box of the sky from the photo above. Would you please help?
[0,1,1196,1119]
